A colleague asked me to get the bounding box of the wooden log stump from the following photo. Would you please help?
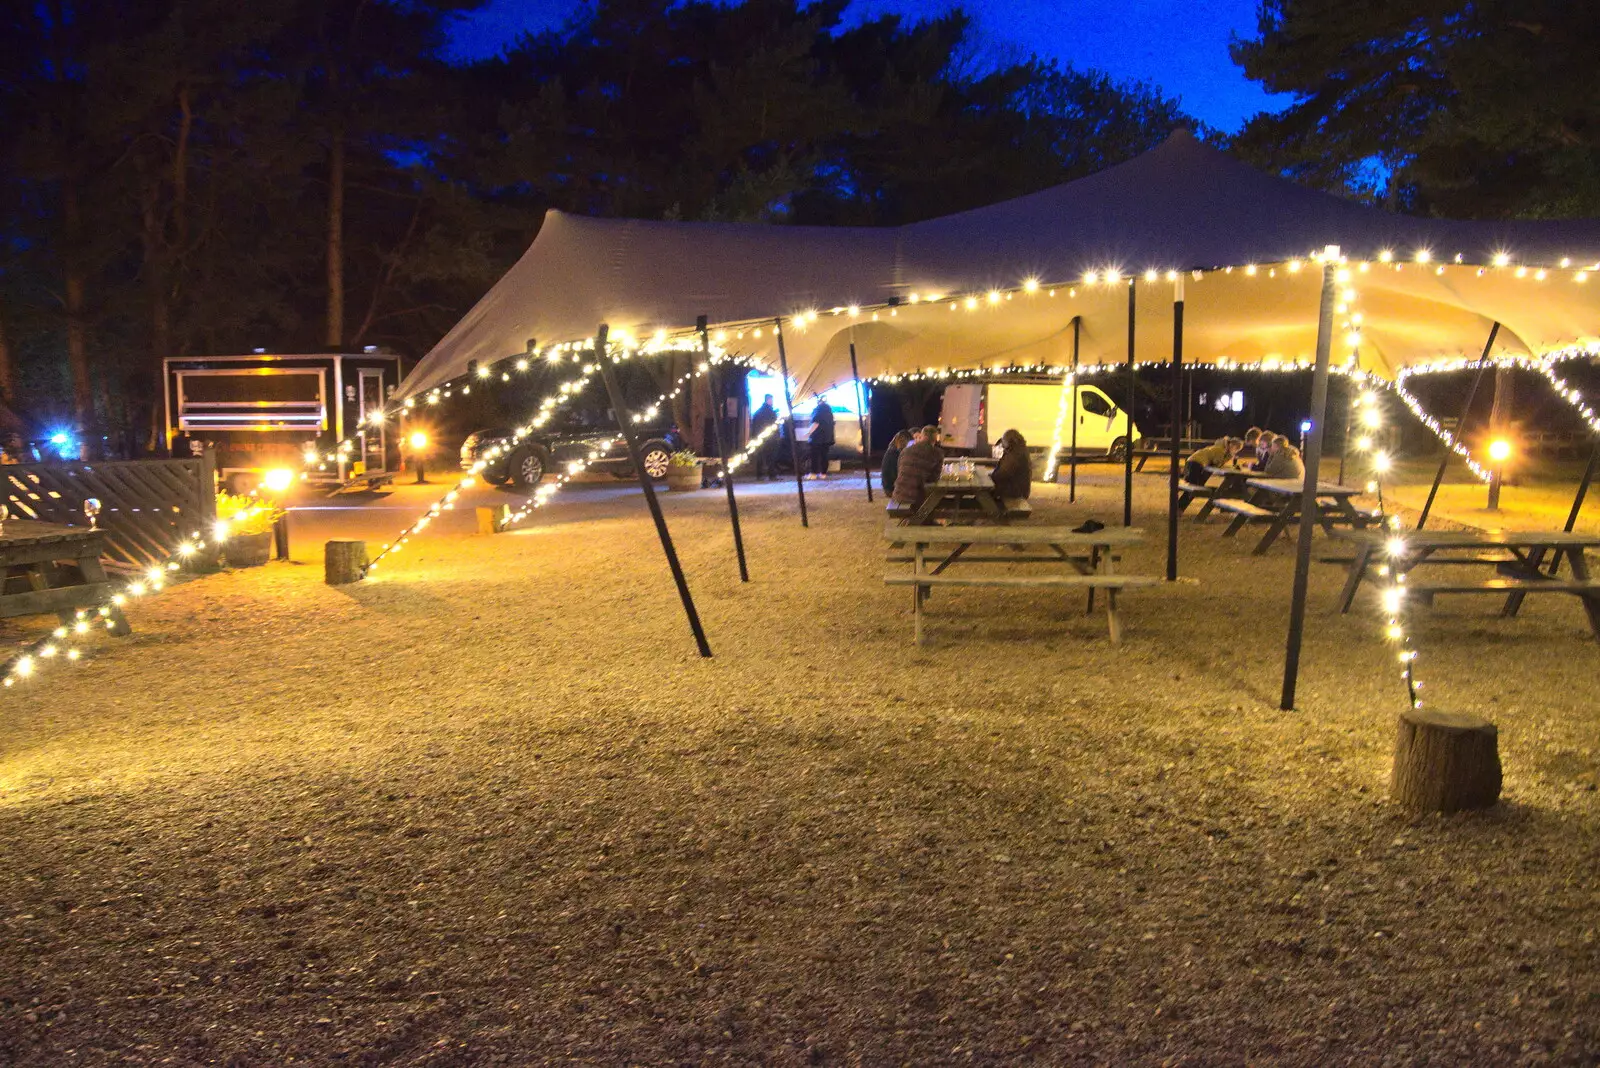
[1390,708,1502,813]
[324,539,368,585]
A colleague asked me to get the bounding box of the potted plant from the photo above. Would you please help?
[216,492,283,567]
[665,450,702,492]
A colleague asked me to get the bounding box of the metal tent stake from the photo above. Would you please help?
[594,324,712,658]
[774,319,809,528]
[1417,321,1500,530]
[1167,277,1185,581]
[698,316,748,582]
[848,342,873,502]
[1069,316,1080,502]
[1124,281,1136,527]
[1280,257,1338,711]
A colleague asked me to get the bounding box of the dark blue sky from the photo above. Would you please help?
[449,0,1288,134]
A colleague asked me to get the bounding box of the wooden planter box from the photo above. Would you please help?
[227,530,273,568]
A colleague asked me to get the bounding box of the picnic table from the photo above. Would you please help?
[0,520,131,634]
[888,463,1031,525]
[883,523,1156,644]
[1188,467,1378,554]
[1333,528,1600,640]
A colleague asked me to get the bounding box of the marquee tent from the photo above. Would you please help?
[399,129,1600,401]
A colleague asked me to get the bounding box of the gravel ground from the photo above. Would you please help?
[2,472,1597,1066]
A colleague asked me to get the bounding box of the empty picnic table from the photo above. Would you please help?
[888,463,1031,525]
[1232,478,1378,554]
[0,520,131,634]
[883,523,1155,644]
[1333,528,1600,641]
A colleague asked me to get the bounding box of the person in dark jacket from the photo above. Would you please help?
[892,425,945,509]
[881,430,913,497]
[807,397,835,479]
[749,394,778,479]
[989,428,1032,500]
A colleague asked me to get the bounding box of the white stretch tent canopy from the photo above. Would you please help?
[399,130,1600,400]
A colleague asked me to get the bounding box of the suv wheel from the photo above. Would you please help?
[508,445,548,490]
[639,440,672,480]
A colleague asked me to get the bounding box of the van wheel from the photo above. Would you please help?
[1108,437,1131,462]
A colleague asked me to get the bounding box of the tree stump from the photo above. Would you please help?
[1390,708,1502,813]
[324,539,368,585]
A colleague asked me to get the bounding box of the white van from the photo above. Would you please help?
[941,380,1139,462]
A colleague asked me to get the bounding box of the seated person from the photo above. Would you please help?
[891,425,945,509]
[881,430,913,497]
[989,428,1032,500]
[1183,436,1242,485]
[1251,432,1277,471]
[1241,427,1262,460]
[1261,438,1305,480]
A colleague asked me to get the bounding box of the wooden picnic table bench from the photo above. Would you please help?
[890,464,1032,525]
[883,523,1156,644]
[0,520,131,635]
[1332,528,1600,640]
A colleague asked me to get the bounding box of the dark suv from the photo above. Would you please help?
[460,417,683,490]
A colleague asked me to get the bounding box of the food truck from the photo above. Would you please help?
[162,351,405,491]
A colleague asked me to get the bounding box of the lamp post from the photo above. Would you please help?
[1486,437,1511,511]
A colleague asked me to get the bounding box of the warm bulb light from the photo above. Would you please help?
[1488,438,1512,462]
[408,431,429,451]
[261,467,295,494]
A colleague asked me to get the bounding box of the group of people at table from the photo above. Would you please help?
[880,425,1033,509]
[1182,427,1305,484]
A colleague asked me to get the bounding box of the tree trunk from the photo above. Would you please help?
[0,296,15,407]
[325,123,346,349]
[63,181,95,441]
[1390,709,1502,813]
[324,539,368,584]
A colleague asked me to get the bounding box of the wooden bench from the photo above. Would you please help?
[1402,578,1600,601]
[883,523,1155,644]
[1177,479,1215,512]
[886,496,1032,523]
[1213,498,1273,536]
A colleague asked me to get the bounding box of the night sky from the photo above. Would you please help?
[449,0,1288,134]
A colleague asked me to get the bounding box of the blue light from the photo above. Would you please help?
[1300,419,1313,433]
[47,430,77,458]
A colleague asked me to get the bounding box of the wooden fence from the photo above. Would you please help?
[1,451,217,571]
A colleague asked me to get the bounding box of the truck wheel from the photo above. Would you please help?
[639,440,672,480]
[508,446,548,490]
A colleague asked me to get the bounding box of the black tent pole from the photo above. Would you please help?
[595,324,712,657]
[774,318,809,528]
[1069,316,1080,502]
[1166,276,1184,580]
[1417,321,1500,530]
[1280,254,1339,711]
[848,341,873,502]
[1337,369,1352,484]
[1548,440,1599,575]
[698,316,749,582]
[1124,280,1135,527]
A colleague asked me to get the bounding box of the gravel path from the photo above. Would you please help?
[2,474,1597,1066]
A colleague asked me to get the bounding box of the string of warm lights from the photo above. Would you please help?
[362,355,602,576]
[2,527,220,691]
[1342,384,1423,709]
[1535,354,1600,436]
[1044,370,1076,477]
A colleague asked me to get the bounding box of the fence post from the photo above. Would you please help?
[196,448,223,571]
